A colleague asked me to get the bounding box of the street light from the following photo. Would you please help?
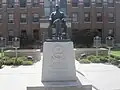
[0,37,6,57]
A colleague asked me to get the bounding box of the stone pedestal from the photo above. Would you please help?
[27,41,92,90]
[42,41,77,81]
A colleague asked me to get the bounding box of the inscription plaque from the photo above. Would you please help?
[42,42,76,81]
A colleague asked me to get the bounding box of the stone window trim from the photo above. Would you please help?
[108,12,115,22]
[96,0,103,7]
[96,12,103,22]
[83,0,91,7]
[84,12,90,22]
[72,12,78,22]
[7,0,15,8]
[32,13,39,22]
[20,13,27,23]
[8,13,14,23]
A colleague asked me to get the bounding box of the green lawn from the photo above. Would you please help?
[111,51,120,56]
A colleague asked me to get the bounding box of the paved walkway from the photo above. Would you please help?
[0,60,120,90]
[79,63,120,90]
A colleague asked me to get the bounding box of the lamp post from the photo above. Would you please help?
[0,37,6,57]
[12,37,20,59]
[93,36,101,56]
[106,36,114,57]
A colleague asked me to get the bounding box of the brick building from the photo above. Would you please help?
[0,0,120,46]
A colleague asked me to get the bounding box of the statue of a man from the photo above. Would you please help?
[49,4,65,26]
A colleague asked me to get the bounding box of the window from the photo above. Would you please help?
[44,0,50,16]
[84,12,90,22]
[72,13,78,22]
[33,13,39,22]
[0,14,2,23]
[96,0,102,7]
[108,0,114,7]
[60,0,67,8]
[84,0,90,7]
[33,29,39,40]
[20,14,27,23]
[2,0,7,4]
[7,0,14,8]
[21,30,27,38]
[96,12,102,22]
[72,0,78,7]
[8,30,14,41]
[8,14,14,23]
[44,8,50,17]
[20,0,26,7]
[32,0,39,7]
[108,12,114,22]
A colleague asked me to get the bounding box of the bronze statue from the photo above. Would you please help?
[48,4,68,40]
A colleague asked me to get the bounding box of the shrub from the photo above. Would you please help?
[110,54,116,58]
[87,55,96,60]
[15,59,23,65]
[23,61,33,65]
[1,56,10,61]
[0,60,3,68]
[87,55,100,63]
[98,56,109,63]
[79,59,91,64]
[114,56,120,60]
[4,59,15,65]
[17,56,28,61]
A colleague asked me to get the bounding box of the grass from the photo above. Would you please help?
[111,51,120,56]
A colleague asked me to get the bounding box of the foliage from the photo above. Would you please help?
[15,59,23,65]
[87,55,100,63]
[78,54,120,67]
[22,61,33,65]
[72,29,97,48]
[79,59,91,64]
[0,60,3,68]
[3,56,33,66]
[4,59,15,65]
[97,56,108,63]
[17,56,28,61]
[1,56,10,61]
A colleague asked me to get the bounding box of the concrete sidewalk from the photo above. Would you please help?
[79,63,120,90]
[0,60,120,90]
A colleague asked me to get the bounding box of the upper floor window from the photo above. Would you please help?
[7,0,14,8]
[44,7,50,17]
[84,12,90,22]
[0,14,2,23]
[72,12,78,22]
[84,0,90,7]
[20,0,26,7]
[32,0,39,7]
[96,0,102,7]
[108,12,114,22]
[33,13,39,22]
[20,14,27,23]
[2,0,7,4]
[72,0,78,7]
[8,13,14,23]
[96,12,103,22]
[108,0,114,7]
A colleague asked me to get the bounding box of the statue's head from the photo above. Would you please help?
[55,4,60,12]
